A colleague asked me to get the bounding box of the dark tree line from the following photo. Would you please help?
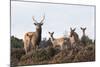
[11,36,24,48]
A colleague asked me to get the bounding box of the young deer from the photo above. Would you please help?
[69,28,79,47]
[48,32,66,50]
[23,16,45,54]
[80,27,87,45]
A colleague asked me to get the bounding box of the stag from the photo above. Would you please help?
[23,15,45,54]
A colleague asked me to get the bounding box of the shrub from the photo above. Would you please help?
[32,49,50,62]
[81,36,93,45]
[11,40,95,66]
[74,44,95,62]
[11,48,25,66]
[19,47,57,65]
[11,36,24,48]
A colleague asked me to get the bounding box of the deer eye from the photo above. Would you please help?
[40,23,43,25]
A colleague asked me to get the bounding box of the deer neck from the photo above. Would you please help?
[36,28,42,40]
[83,31,85,36]
[73,32,79,41]
[50,36,55,42]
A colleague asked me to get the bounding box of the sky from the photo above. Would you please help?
[11,1,95,40]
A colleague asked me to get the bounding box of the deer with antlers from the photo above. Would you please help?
[23,15,45,54]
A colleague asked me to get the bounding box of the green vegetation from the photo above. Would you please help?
[11,36,24,48]
[11,36,95,66]
[81,36,93,45]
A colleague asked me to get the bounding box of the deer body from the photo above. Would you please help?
[69,28,79,47]
[52,38,65,48]
[80,27,87,45]
[31,28,42,49]
[69,35,75,45]
[23,16,45,54]
[48,32,65,50]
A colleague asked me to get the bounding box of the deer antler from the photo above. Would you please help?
[32,16,38,23]
[40,15,45,23]
[80,27,83,30]
[73,28,76,31]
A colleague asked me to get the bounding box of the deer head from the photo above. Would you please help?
[48,32,54,38]
[32,15,45,29]
[80,27,86,36]
[70,27,76,37]
[80,27,86,32]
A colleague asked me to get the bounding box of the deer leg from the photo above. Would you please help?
[23,40,27,54]
[24,46,27,54]
[34,44,37,50]
[53,44,55,48]
[24,42,28,54]
[31,40,37,51]
[24,39,30,54]
[35,43,38,49]
[36,45,38,49]
[61,45,63,50]
[29,41,32,51]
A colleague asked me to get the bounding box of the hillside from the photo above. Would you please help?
[11,36,95,66]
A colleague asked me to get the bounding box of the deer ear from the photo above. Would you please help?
[73,28,76,31]
[70,27,72,31]
[85,27,86,30]
[52,32,54,34]
[34,23,37,25]
[80,27,82,30]
[48,32,50,34]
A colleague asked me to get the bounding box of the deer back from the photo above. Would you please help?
[53,37,65,46]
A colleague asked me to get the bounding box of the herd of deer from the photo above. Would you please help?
[23,15,87,54]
